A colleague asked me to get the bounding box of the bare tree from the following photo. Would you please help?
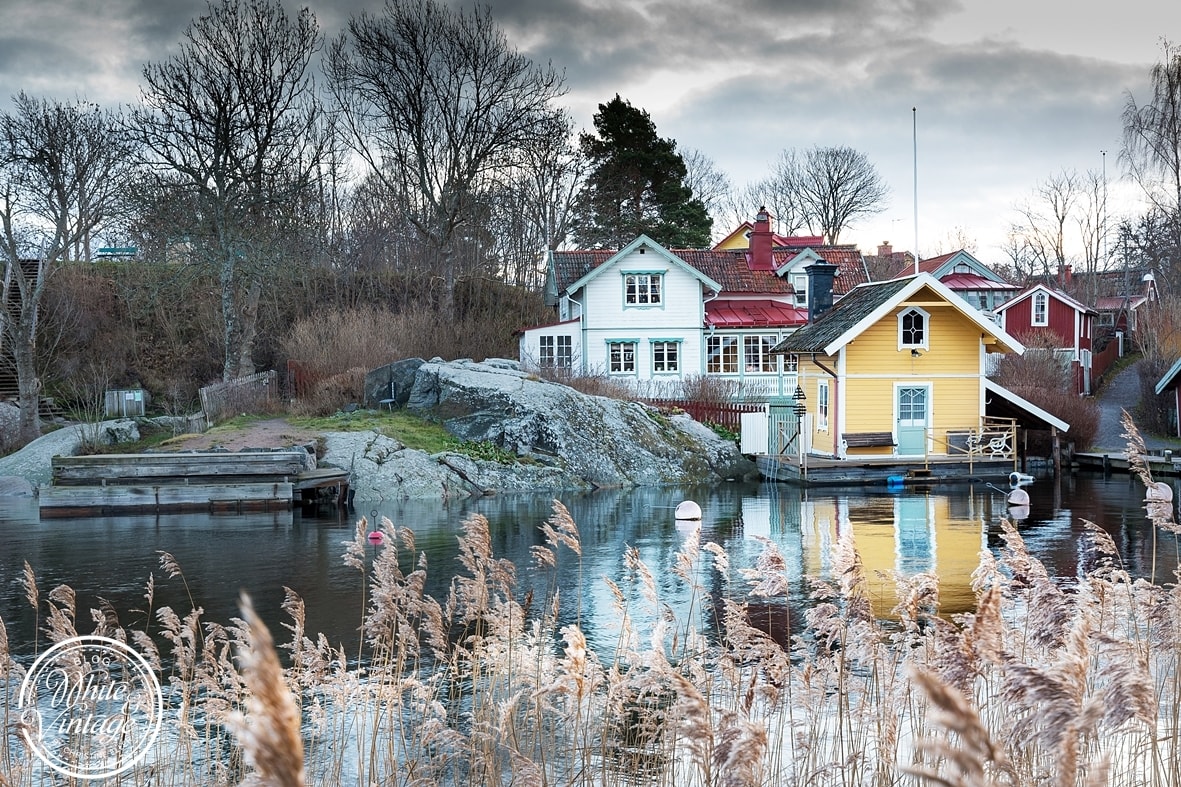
[0,94,135,444]
[1122,38,1181,261]
[326,0,567,316]
[1075,168,1113,303]
[743,149,809,237]
[131,0,326,380]
[1010,169,1081,282]
[795,146,889,244]
[680,147,733,237]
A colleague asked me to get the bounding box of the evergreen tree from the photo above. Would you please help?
[573,95,711,248]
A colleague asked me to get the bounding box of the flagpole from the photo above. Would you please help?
[912,106,919,275]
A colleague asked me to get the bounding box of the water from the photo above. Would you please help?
[1,472,1177,663]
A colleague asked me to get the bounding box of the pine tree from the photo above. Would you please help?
[573,95,711,248]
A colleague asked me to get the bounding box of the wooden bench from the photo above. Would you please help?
[842,432,896,448]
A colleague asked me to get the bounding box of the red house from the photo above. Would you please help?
[995,283,1097,395]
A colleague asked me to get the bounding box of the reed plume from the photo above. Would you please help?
[228,593,306,787]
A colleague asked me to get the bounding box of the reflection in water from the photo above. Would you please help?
[1,472,1177,662]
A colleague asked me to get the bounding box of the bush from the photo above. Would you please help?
[1006,385,1100,451]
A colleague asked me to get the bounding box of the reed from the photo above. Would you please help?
[5,427,1181,785]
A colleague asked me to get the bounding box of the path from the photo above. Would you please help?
[1090,359,1181,452]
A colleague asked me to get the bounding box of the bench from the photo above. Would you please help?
[842,432,896,448]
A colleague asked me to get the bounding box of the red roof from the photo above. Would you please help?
[939,272,1016,291]
[705,299,807,329]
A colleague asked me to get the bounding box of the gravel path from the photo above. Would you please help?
[1090,359,1181,452]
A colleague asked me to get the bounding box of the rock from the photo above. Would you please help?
[0,475,35,497]
[363,358,425,409]
[0,419,139,488]
[403,358,756,488]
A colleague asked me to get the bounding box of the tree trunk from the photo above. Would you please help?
[220,253,238,381]
[235,273,263,378]
[13,314,42,445]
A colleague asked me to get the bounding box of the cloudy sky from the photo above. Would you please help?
[1,0,1177,262]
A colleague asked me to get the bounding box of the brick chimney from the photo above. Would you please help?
[749,207,773,271]
[878,241,893,257]
[805,260,839,323]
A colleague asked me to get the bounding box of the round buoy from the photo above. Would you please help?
[1007,487,1030,507]
[1146,481,1174,503]
[674,500,702,520]
[1009,471,1035,486]
[367,531,384,545]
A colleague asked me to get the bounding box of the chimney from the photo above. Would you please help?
[749,206,773,271]
[878,241,892,257]
[1064,263,1072,287]
[805,260,839,323]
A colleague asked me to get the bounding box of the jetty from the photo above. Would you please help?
[39,451,350,517]
[756,453,1018,486]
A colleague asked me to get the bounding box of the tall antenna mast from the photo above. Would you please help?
[913,106,919,275]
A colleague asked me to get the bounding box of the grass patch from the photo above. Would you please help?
[291,410,455,454]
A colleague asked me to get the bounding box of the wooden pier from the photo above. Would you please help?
[757,453,1018,486]
[39,451,350,517]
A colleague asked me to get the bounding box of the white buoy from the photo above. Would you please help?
[1009,471,1035,486]
[1146,481,1174,503]
[674,500,702,520]
[1007,487,1030,507]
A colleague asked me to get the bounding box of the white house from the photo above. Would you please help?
[518,211,870,400]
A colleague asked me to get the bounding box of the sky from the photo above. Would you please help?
[0,0,1177,264]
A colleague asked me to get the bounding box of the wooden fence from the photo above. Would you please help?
[199,370,278,424]
[643,399,766,432]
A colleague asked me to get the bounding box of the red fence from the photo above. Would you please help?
[643,399,765,431]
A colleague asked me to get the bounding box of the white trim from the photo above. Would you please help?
[983,379,1070,432]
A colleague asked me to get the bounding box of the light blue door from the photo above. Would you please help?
[897,386,929,456]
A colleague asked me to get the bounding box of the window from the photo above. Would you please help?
[608,341,637,374]
[624,273,662,305]
[1032,292,1048,326]
[707,335,739,373]
[817,381,830,430]
[651,341,679,373]
[793,273,808,306]
[744,335,778,373]
[899,307,928,348]
[539,335,572,369]
[783,353,798,373]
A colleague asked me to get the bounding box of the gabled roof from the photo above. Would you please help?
[939,272,1016,291]
[705,299,807,329]
[1095,294,1150,311]
[712,221,822,250]
[770,273,1025,357]
[548,236,868,298]
[893,249,1011,286]
[777,244,869,295]
[996,283,1097,316]
[1155,357,1181,396]
[564,235,722,295]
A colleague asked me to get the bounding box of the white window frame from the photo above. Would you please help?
[743,334,778,373]
[1032,291,1049,326]
[817,380,830,431]
[539,335,573,369]
[898,306,930,350]
[651,340,680,374]
[623,272,663,306]
[792,273,808,307]
[707,335,739,374]
[607,341,637,374]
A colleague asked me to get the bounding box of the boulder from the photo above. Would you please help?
[363,358,425,409]
[0,419,139,488]
[404,359,756,488]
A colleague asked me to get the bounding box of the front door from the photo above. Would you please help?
[896,385,929,456]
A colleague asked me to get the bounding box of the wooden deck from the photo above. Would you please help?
[1074,451,1181,476]
[757,452,1018,486]
[40,451,350,517]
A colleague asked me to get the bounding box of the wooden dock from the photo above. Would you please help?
[757,453,1018,486]
[1074,451,1181,476]
[39,451,350,517]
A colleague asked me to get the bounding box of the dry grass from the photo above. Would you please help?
[6,424,1181,785]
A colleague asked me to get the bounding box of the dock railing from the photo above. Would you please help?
[939,417,1019,472]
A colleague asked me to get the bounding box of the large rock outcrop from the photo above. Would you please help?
[407,358,752,485]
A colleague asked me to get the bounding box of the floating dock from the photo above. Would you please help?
[39,451,350,517]
[757,453,1018,486]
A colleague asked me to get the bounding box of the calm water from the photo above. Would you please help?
[1,472,1177,662]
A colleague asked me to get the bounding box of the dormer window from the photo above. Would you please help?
[899,307,929,350]
[793,273,808,306]
[1032,291,1048,326]
[624,272,663,306]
